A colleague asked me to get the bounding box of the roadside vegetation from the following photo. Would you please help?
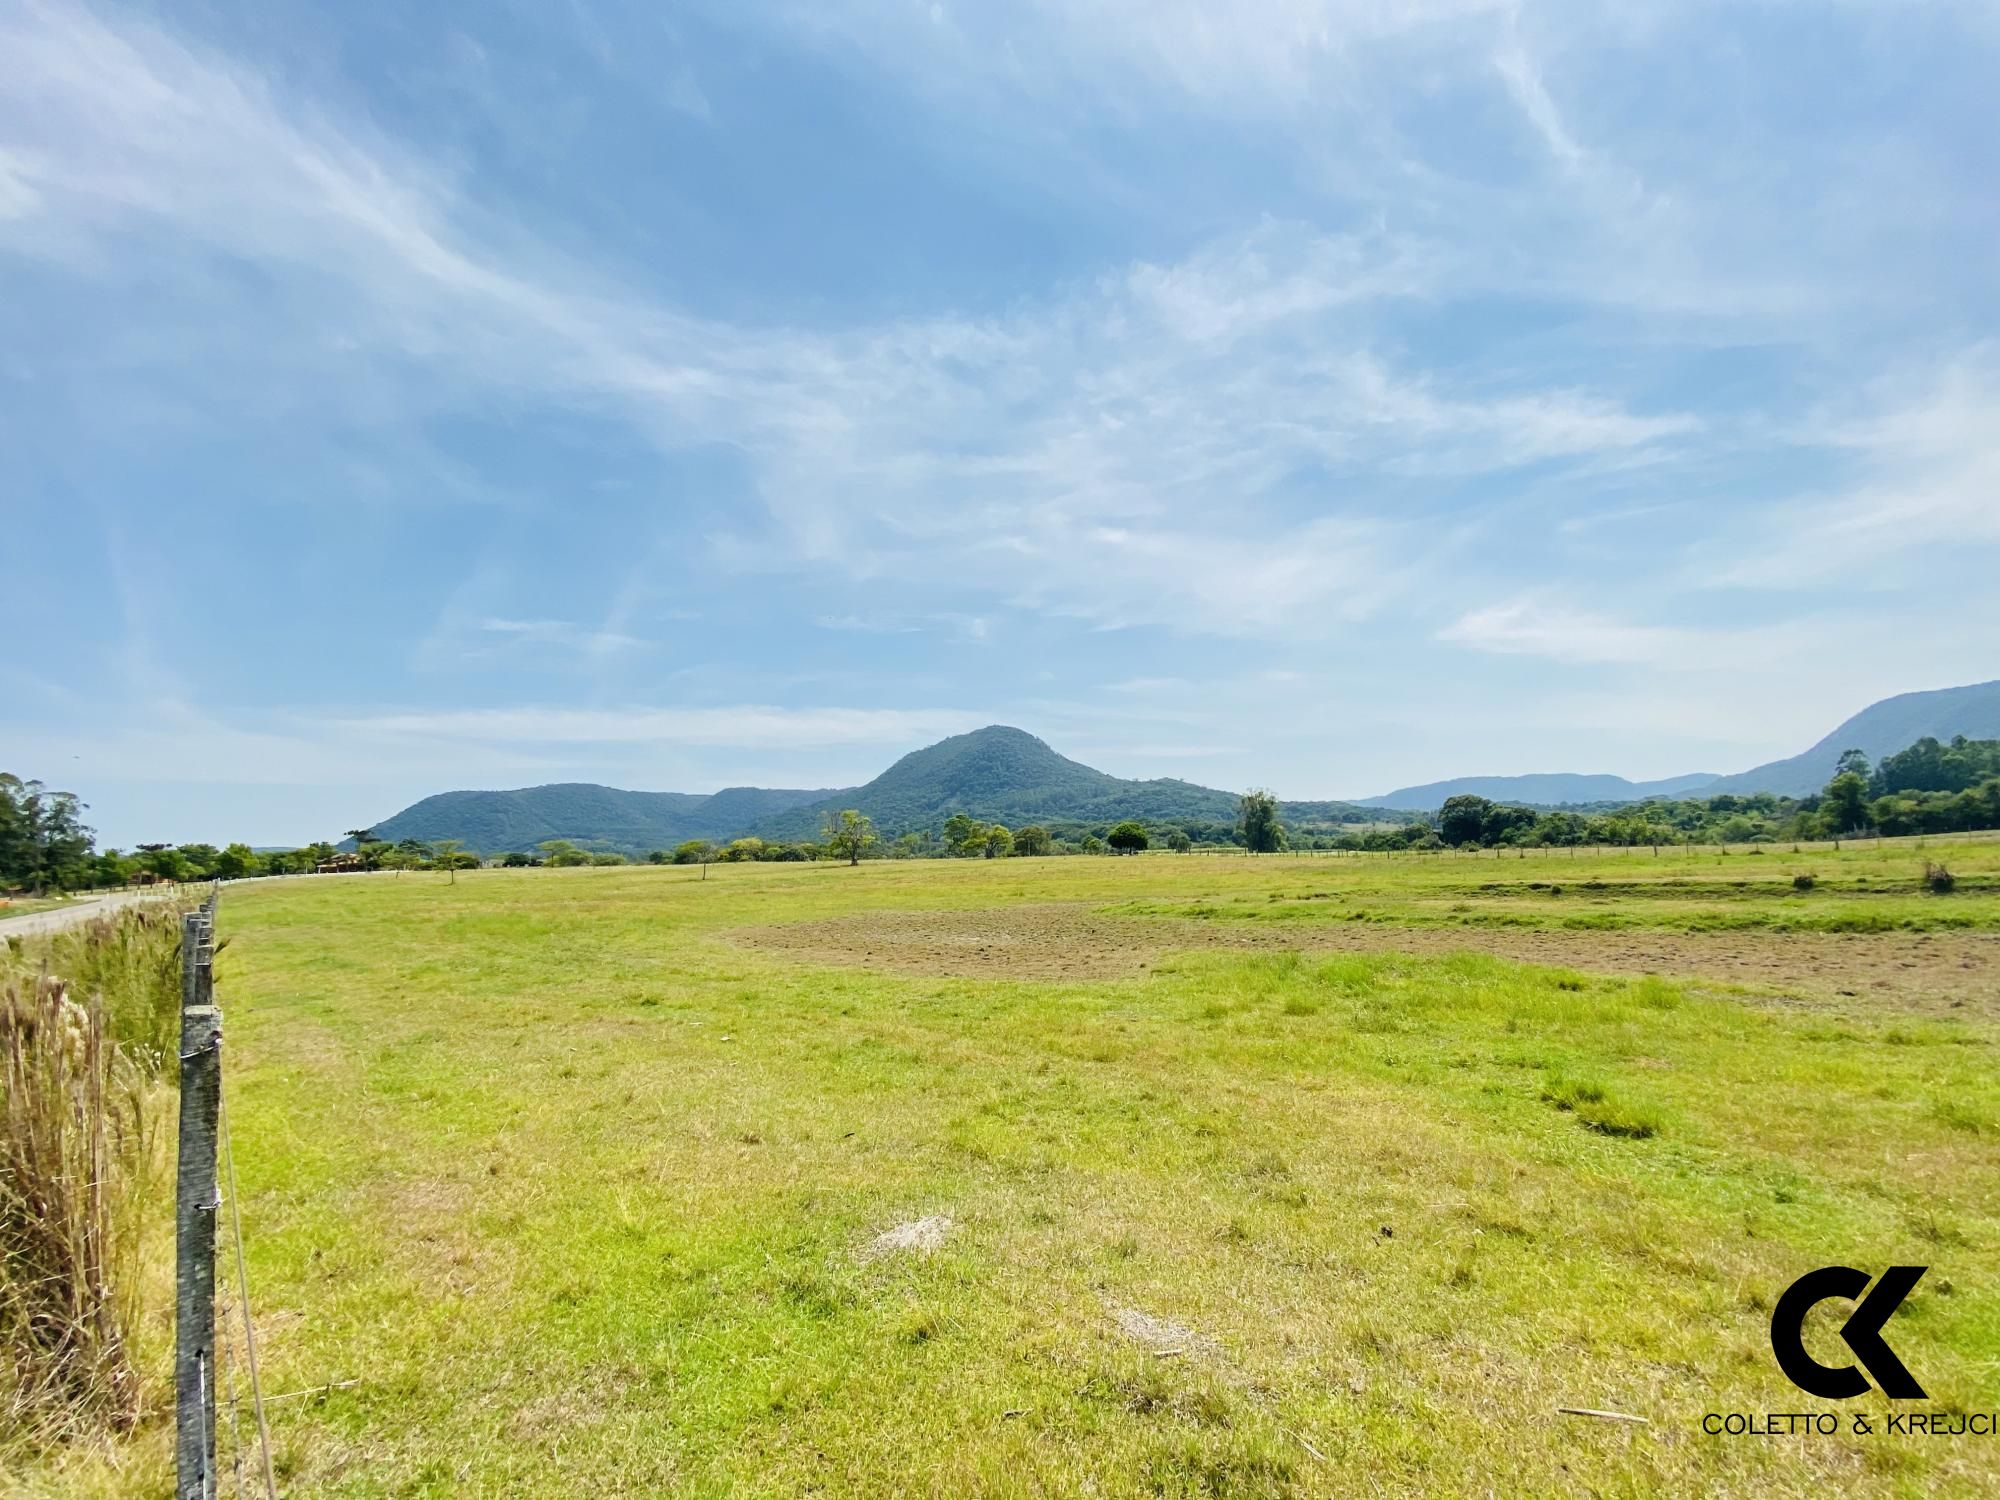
[2,901,187,1463]
[14,849,1995,1496]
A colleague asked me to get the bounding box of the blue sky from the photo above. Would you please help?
[5,0,1998,848]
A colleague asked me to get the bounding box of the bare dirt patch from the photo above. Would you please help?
[732,903,2000,1018]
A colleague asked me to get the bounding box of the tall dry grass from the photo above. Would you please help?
[1,903,183,1450]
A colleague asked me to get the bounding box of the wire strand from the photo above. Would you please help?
[219,1084,278,1498]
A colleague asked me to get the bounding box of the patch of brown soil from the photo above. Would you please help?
[732,903,2000,1019]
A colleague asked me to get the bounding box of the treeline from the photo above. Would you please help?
[1431,737,2000,849]
[19,741,1998,894]
[0,775,94,892]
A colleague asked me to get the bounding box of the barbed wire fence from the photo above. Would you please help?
[177,888,277,1500]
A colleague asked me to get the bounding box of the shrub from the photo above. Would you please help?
[1106,821,1149,854]
[1923,862,1956,895]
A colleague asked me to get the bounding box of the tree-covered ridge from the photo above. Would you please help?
[1426,738,2000,850]
[1700,678,2000,797]
[745,726,1391,845]
[364,781,843,854]
[1870,736,2000,796]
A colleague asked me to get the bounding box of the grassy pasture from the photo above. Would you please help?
[24,844,2000,1497]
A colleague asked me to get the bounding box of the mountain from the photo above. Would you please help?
[1355,678,2000,809]
[748,726,1381,841]
[1700,679,2000,797]
[361,726,1389,853]
[1356,771,1720,812]
[366,782,842,853]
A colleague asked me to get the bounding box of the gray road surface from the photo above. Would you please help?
[0,889,183,941]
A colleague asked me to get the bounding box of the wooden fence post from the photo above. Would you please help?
[177,912,221,1500]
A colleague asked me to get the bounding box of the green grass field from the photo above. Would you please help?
[28,843,2000,1497]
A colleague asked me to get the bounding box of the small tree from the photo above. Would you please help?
[943,812,989,857]
[1014,825,1052,857]
[1438,795,1494,848]
[434,837,468,884]
[1106,821,1149,854]
[822,809,878,866]
[214,842,260,880]
[983,824,1014,859]
[1821,770,1870,838]
[1238,790,1285,853]
[1165,829,1192,854]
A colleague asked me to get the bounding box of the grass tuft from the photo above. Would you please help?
[1540,1071,1663,1139]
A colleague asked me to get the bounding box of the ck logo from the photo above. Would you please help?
[1770,1265,1928,1399]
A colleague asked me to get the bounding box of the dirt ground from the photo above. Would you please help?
[733,902,2000,1019]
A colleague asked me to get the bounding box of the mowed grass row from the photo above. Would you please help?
[31,856,2000,1497]
[1111,833,2000,933]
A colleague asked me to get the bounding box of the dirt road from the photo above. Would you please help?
[0,889,182,940]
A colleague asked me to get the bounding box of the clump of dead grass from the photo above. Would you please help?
[2,903,183,1451]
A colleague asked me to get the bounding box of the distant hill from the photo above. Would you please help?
[1701,679,2000,797]
[366,782,842,854]
[1357,771,1719,812]
[749,726,1381,841]
[362,726,1388,853]
[1355,678,2000,809]
[358,683,2000,849]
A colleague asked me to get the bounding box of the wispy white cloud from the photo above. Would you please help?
[1438,597,1811,671]
[1,1,1699,643]
[476,617,645,657]
[1493,40,1584,170]
[319,704,984,750]
[1709,348,2000,586]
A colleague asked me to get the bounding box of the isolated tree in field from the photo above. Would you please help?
[1106,821,1149,854]
[1238,790,1285,853]
[942,811,983,856]
[1821,769,1870,837]
[433,837,469,883]
[538,839,590,867]
[672,839,714,866]
[1013,824,1052,857]
[1438,795,1494,848]
[1165,829,1192,853]
[822,809,878,866]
